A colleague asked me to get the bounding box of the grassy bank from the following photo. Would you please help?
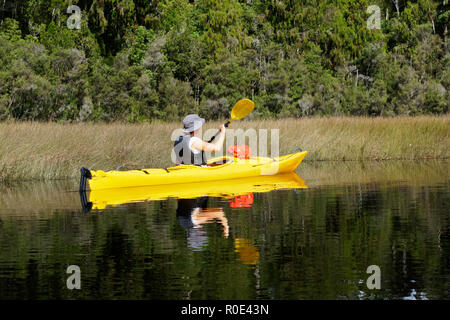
[0,116,448,181]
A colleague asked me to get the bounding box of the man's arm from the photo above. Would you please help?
[191,124,226,152]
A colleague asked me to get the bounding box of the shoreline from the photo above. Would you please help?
[1,158,448,198]
[1,116,448,182]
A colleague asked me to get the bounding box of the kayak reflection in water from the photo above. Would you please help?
[176,197,229,251]
[173,114,226,166]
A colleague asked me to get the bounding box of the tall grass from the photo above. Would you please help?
[0,116,448,181]
[245,116,449,161]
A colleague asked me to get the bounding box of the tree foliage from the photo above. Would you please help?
[0,0,448,121]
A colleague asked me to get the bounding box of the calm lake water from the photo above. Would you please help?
[0,160,449,300]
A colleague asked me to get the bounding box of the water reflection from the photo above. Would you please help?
[175,196,261,267]
[82,174,305,266]
[0,160,449,300]
[234,238,260,265]
[83,172,307,211]
[177,197,229,251]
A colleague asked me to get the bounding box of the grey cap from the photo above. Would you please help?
[182,114,205,133]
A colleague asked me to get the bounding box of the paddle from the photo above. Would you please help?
[208,98,255,143]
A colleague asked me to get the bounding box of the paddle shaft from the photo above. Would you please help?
[208,121,230,143]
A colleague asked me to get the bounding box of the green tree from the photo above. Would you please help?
[196,0,246,54]
[0,18,22,41]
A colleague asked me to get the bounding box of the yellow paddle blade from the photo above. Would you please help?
[230,99,255,122]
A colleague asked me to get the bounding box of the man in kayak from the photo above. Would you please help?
[173,114,226,166]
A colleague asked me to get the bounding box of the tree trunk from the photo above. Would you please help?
[444,25,448,53]
[392,0,400,16]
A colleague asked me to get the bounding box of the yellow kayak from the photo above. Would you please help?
[80,151,307,191]
[85,172,307,210]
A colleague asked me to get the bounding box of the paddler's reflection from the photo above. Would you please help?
[176,196,260,267]
[176,197,229,251]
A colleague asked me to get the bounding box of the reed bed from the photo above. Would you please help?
[0,116,448,181]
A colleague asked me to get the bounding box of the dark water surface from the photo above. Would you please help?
[0,160,449,300]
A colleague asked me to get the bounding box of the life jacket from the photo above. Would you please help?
[229,194,254,209]
[173,135,207,166]
[227,145,252,159]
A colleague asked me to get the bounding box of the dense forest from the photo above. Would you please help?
[0,0,448,121]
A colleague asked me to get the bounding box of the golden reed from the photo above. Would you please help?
[0,116,448,181]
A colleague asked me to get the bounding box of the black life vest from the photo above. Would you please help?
[173,135,207,166]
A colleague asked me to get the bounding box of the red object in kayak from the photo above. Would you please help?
[227,145,252,159]
[229,194,254,208]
